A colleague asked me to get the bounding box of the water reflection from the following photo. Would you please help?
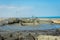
[0,24,60,31]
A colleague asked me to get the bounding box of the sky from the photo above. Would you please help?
[0,0,60,18]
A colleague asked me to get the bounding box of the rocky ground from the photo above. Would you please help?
[0,29,60,40]
[0,18,60,40]
[0,18,55,26]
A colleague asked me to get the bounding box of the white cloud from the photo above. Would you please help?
[0,5,33,17]
[0,5,16,8]
[0,5,32,11]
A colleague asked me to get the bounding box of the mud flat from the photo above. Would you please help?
[0,18,60,26]
[52,19,60,24]
[21,23,39,26]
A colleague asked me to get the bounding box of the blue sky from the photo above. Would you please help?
[0,0,60,18]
